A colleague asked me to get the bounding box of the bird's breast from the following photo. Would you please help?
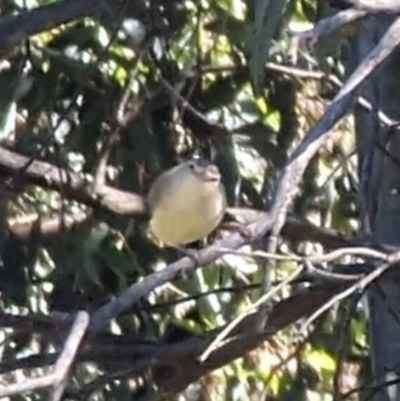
[149,181,226,246]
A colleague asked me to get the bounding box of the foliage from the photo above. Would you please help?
[0,0,369,400]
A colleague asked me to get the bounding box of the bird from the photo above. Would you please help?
[147,158,227,247]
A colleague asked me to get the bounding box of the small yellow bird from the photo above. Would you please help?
[147,159,227,247]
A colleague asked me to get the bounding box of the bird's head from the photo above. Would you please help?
[184,159,221,183]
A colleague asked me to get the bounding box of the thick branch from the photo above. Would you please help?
[151,285,341,397]
[330,0,400,14]
[0,146,363,251]
[0,260,397,398]
[0,0,102,54]
[0,146,146,216]
[270,16,400,239]
[0,285,344,399]
[9,211,92,241]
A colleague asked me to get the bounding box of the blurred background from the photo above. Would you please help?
[0,0,364,400]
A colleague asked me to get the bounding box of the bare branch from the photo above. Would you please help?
[88,211,397,330]
[0,145,374,251]
[330,0,400,14]
[0,311,89,399]
[0,0,114,55]
[0,146,146,216]
[0,259,399,398]
[9,210,92,241]
[270,16,400,243]
[48,311,89,401]
[199,266,304,362]
[288,8,366,42]
[89,226,254,329]
[0,372,55,398]
[301,250,400,331]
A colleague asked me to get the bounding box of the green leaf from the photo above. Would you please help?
[245,0,290,92]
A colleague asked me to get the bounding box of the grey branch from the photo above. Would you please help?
[0,311,89,399]
[289,8,367,42]
[48,311,90,401]
[0,146,146,216]
[270,16,400,240]
[333,0,400,14]
[0,0,102,54]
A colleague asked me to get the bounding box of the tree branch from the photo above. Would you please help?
[48,311,90,401]
[270,16,400,243]
[0,144,366,252]
[0,0,102,54]
[0,311,89,399]
[0,146,146,216]
[9,210,92,241]
[329,0,400,14]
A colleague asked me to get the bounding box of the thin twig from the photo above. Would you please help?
[266,16,400,295]
[301,251,400,332]
[288,9,367,43]
[275,16,400,233]
[219,246,387,282]
[199,266,303,362]
[48,311,90,401]
[219,246,388,264]
[0,311,89,399]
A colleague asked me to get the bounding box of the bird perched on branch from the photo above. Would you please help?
[147,158,227,247]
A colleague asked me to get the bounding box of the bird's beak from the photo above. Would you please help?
[204,165,221,182]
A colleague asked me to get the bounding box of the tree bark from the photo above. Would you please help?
[351,15,400,401]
